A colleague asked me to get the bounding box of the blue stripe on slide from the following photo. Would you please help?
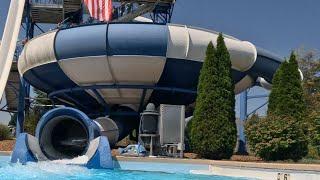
[246,55,281,83]
[107,24,168,56]
[55,24,168,60]
[23,58,248,111]
[150,58,247,105]
[246,47,283,83]
[55,24,107,60]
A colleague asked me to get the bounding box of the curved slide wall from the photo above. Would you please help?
[18,23,282,110]
[11,107,114,169]
[0,0,25,99]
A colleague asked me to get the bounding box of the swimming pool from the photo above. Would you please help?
[0,156,249,180]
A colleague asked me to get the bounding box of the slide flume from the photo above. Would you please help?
[0,0,25,99]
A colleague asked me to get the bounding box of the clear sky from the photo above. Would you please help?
[0,0,319,124]
[172,0,320,57]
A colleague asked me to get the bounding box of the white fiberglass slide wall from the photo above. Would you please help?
[166,24,258,72]
[0,0,25,98]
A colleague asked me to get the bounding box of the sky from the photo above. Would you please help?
[0,0,319,124]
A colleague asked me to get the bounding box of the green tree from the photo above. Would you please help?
[246,52,308,161]
[190,34,237,159]
[24,110,42,135]
[8,113,17,127]
[24,88,52,135]
[297,49,320,158]
[0,124,11,141]
[245,115,308,161]
[268,53,306,119]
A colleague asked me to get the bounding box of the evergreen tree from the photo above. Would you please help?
[8,113,17,127]
[267,61,286,116]
[24,88,52,135]
[246,52,308,161]
[268,52,306,119]
[190,34,237,159]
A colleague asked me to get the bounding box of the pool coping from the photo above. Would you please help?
[114,156,320,172]
[0,151,12,155]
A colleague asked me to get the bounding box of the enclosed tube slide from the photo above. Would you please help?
[11,107,114,169]
[0,0,25,99]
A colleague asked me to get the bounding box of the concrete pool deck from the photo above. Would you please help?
[114,156,320,180]
[115,156,320,171]
[0,151,11,156]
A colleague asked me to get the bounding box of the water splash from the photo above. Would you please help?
[52,155,89,165]
[0,156,91,180]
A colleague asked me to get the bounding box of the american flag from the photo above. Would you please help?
[84,0,113,22]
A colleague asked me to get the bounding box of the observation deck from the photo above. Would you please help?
[30,0,81,23]
[29,0,175,24]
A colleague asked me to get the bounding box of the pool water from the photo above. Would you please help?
[0,156,249,180]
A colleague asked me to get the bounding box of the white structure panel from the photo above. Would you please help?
[0,0,25,98]
[99,89,153,105]
[166,25,189,59]
[108,56,166,84]
[58,56,113,85]
[167,24,257,72]
[19,31,57,74]
[58,55,165,105]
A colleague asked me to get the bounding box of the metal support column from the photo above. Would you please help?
[24,22,34,111]
[16,1,33,136]
[237,90,248,154]
[16,79,26,136]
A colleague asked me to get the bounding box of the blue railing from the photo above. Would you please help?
[14,43,24,60]
[31,0,63,5]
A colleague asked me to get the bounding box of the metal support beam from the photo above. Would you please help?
[16,1,34,136]
[112,3,155,22]
[247,101,268,116]
[247,94,268,99]
[34,23,45,33]
[25,22,35,109]
[49,84,197,98]
[16,78,26,136]
[138,89,147,113]
[92,89,109,114]
[236,90,248,154]
[60,93,88,110]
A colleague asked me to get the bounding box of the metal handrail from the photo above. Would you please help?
[31,0,63,5]
[49,84,197,99]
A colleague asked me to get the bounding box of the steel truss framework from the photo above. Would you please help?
[237,89,268,154]
[48,84,197,117]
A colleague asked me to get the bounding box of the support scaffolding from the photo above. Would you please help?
[237,88,269,154]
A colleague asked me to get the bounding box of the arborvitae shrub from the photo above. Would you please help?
[0,124,11,141]
[308,112,320,159]
[246,52,308,161]
[24,110,42,136]
[268,53,306,119]
[190,34,237,159]
[245,115,308,161]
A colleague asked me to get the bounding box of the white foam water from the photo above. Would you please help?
[52,155,89,165]
[0,156,91,179]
